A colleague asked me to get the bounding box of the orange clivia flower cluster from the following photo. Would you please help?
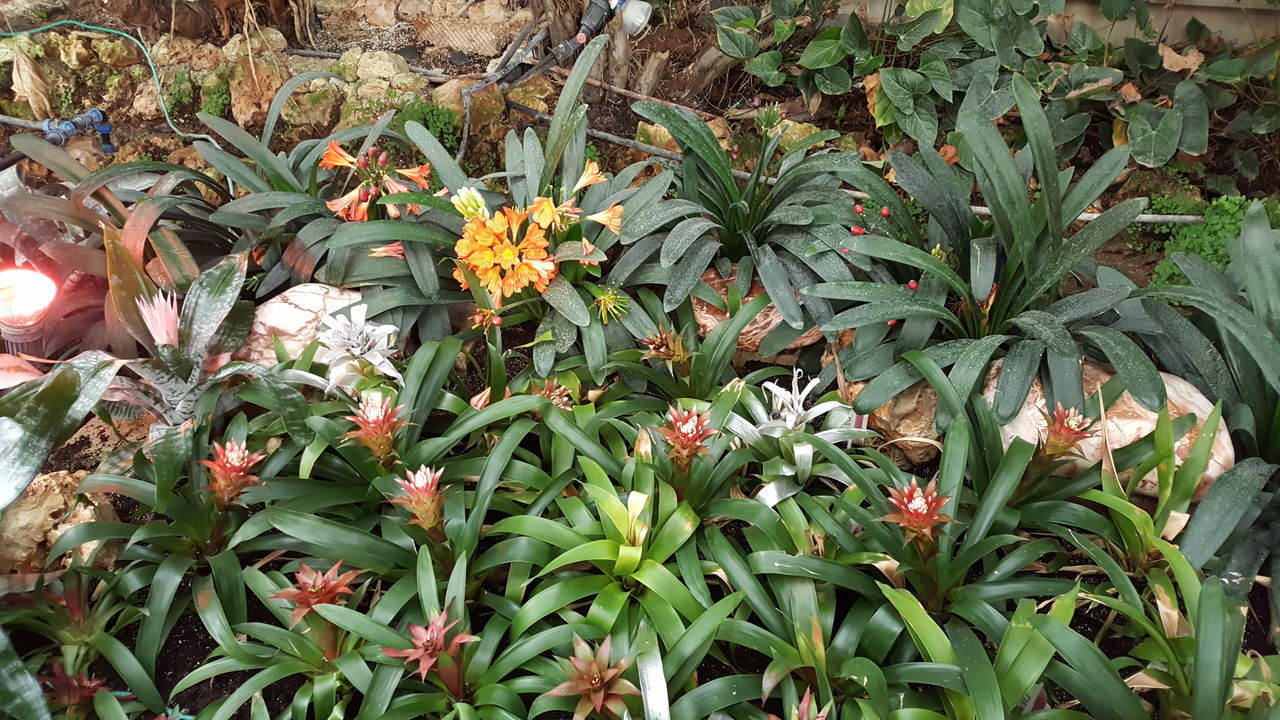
[319,141,431,223]
[453,206,557,306]
[451,161,624,305]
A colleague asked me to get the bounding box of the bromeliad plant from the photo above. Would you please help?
[614,100,865,350]
[806,75,1163,424]
[723,369,875,505]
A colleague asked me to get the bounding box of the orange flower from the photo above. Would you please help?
[579,239,600,267]
[201,440,267,508]
[319,141,358,169]
[370,242,405,259]
[586,205,624,235]
[268,561,362,627]
[327,187,372,222]
[396,162,433,190]
[572,160,606,194]
[452,207,557,306]
[381,176,421,218]
[530,196,581,231]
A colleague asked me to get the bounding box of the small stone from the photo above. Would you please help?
[356,50,411,80]
[43,32,92,70]
[432,77,504,132]
[191,43,226,72]
[390,71,428,92]
[361,0,399,26]
[283,83,341,130]
[132,80,163,120]
[0,35,42,65]
[447,50,470,66]
[0,470,119,575]
[233,284,363,366]
[150,35,199,66]
[92,37,143,67]
[507,74,556,115]
[222,28,287,62]
[229,56,289,128]
[334,48,364,82]
[396,45,422,64]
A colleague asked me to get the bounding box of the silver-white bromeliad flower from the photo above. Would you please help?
[315,304,402,392]
[723,369,875,507]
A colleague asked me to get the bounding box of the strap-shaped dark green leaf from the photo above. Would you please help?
[1076,325,1166,410]
[0,626,49,720]
[634,101,737,201]
[1032,617,1146,720]
[660,217,721,267]
[1018,197,1147,310]
[1061,146,1128,224]
[199,112,300,190]
[1011,75,1062,237]
[1180,458,1278,568]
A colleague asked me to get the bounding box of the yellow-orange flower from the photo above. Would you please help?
[586,205,624,235]
[530,196,581,231]
[572,160,606,194]
[320,141,358,169]
[396,162,433,190]
[453,207,557,305]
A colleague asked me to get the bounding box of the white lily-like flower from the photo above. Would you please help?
[314,304,402,392]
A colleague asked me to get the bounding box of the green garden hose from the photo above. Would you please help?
[0,20,222,148]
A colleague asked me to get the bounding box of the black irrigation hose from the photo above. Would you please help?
[506,99,1206,226]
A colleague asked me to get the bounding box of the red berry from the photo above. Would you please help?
[880,206,891,218]
[841,248,850,254]
[908,280,918,290]
[491,316,502,326]
[886,319,897,326]
[854,204,864,215]
[851,226,865,235]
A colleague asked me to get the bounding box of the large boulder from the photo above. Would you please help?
[233,284,362,366]
[432,78,505,134]
[980,359,1234,498]
[0,471,118,576]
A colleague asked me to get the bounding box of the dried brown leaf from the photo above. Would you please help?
[1119,81,1142,103]
[11,51,53,120]
[1065,77,1115,100]
[1046,13,1075,46]
[1159,43,1204,74]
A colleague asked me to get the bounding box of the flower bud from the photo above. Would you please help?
[358,155,370,169]
[378,151,389,167]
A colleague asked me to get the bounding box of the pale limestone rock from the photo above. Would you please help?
[0,471,118,575]
[43,32,92,69]
[390,71,429,93]
[282,80,342,130]
[191,43,226,72]
[980,359,1234,499]
[409,0,531,56]
[229,56,289,128]
[690,267,824,354]
[92,37,143,67]
[432,78,505,132]
[356,50,411,81]
[234,284,362,365]
[360,0,399,25]
[222,29,287,62]
[151,35,199,66]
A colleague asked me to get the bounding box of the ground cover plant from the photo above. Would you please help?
[0,13,1278,720]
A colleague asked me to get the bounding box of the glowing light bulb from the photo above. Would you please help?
[0,269,57,332]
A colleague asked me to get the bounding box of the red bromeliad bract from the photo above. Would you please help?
[268,561,362,627]
[880,478,953,543]
[548,636,639,720]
